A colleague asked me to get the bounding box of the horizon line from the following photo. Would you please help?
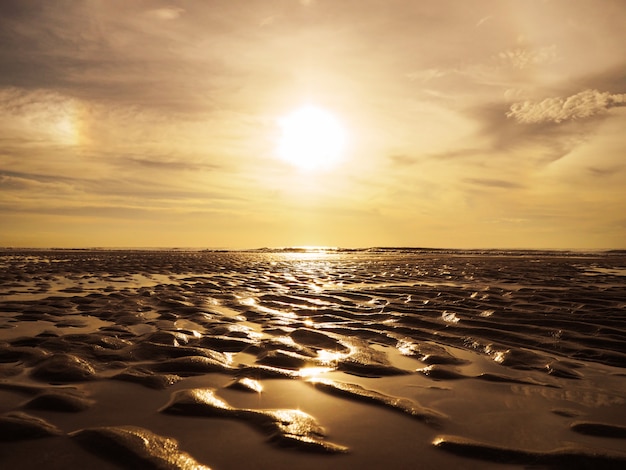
[1,246,624,254]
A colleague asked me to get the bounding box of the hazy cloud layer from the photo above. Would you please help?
[1,0,625,248]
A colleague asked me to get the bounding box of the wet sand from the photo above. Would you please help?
[1,249,625,469]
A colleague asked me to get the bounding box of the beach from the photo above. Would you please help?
[1,249,625,469]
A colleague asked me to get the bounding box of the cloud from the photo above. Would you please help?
[507,89,626,124]
[0,173,76,193]
[147,7,185,20]
[0,2,240,113]
[587,165,624,177]
[475,15,493,27]
[388,154,418,166]
[406,68,447,82]
[464,178,524,189]
[497,45,557,70]
[115,155,215,172]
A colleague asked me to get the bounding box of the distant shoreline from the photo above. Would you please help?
[1,246,624,256]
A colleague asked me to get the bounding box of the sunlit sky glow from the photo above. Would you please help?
[1,0,625,249]
[277,105,347,171]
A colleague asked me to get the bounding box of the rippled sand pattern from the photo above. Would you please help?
[1,250,625,469]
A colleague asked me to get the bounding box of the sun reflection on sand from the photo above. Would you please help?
[297,366,335,378]
[317,349,351,366]
[232,377,263,393]
[239,295,300,320]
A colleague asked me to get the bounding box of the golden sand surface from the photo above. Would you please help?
[1,250,625,469]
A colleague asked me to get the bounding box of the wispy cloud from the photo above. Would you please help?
[146,7,185,21]
[464,178,524,189]
[0,173,77,193]
[496,45,557,70]
[507,89,626,124]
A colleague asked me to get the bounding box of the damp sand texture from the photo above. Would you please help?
[1,249,626,469]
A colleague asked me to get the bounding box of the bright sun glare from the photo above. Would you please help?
[277,105,347,171]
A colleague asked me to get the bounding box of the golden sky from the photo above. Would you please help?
[1,0,625,249]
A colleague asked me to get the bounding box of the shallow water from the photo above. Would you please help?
[1,250,625,469]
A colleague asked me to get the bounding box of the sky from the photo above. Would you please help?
[1,0,625,249]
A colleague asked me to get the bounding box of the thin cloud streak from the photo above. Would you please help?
[464,178,524,190]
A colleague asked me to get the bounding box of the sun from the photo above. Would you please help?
[276,105,347,171]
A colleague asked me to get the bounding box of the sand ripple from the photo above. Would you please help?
[308,378,445,427]
[71,425,211,470]
[160,388,349,453]
[0,411,63,440]
[433,434,626,467]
